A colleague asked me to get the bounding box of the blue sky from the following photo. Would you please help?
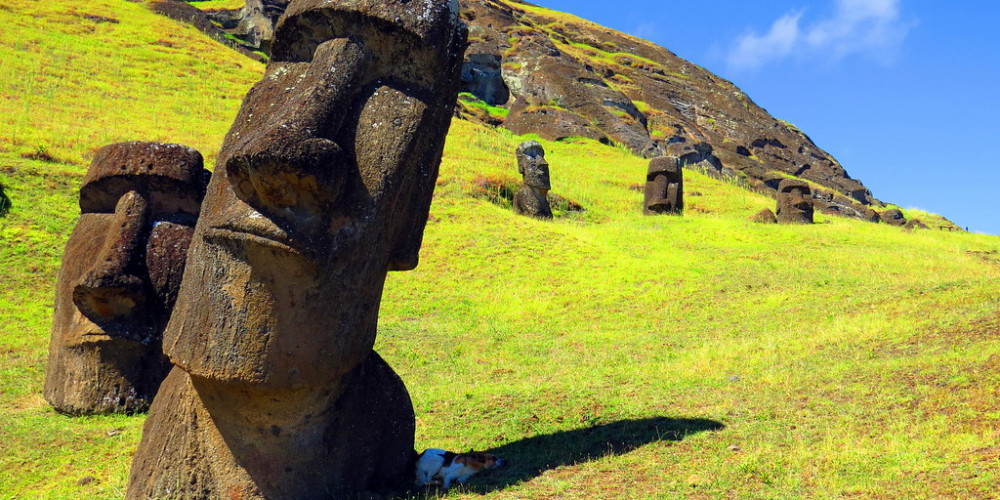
[532,0,1000,234]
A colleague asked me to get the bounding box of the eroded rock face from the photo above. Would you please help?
[44,141,208,415]
[127,1,466,498]
[776,179,814,224]
[644,156,682,215]
[173,0,898,223]
[512,140,553,219]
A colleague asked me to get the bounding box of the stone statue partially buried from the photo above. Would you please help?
[44,141,208,415]
[127,1,466,498]
[513,140,552,218]
[643,156,683,215]
[776,178,814,224]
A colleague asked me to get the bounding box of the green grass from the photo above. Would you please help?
[3,1,1000,498]
[188,0,247,11]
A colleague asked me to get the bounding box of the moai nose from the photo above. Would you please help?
[72,190,152,326]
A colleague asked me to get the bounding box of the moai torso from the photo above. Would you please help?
[512,140,553,218]
[44,141,208,415]
[644,156,683,215]
[776,179,814,224]
[127,1,466,498]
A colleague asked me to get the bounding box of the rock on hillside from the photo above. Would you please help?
[183,0,884,218]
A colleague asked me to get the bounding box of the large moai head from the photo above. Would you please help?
[643,156,683,215]
[44,141,208,415]
[128,1,466,497]
[776,178,814,224]
[162,0,466,389]
[513,140,553,218]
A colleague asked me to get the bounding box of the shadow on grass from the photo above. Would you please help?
[406,416,724,497]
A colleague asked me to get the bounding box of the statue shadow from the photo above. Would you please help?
[406,416,724,496]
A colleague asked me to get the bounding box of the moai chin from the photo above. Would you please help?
[513,140,553,219]
[776,178,814,224]
[643,156,683,215]
[127,0,466,498]
[43,141,208,415]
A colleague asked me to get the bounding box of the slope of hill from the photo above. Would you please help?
[188,0,918,225]
[1,1,999,499]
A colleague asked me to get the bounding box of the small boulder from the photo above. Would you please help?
[749,208,777,224]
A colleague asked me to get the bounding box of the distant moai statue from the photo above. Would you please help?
[880,208,907,226]
[126,0,466,498]
[44,141,208,415]
[643,156,683,215]
[513,140,553,219]
[775,179,814,224]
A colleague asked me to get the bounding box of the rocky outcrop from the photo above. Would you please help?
[456,0,880,211]
[149,0,267,61]
[180,0,886,220]
[197,0,289,54]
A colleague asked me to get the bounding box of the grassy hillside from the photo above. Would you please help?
[2,1,1000,499]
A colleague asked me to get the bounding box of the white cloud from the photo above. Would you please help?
[632,22,660,42]
[726,0,912,72]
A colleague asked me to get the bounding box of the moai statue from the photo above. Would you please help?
[127,1,466,498]
[513,140,553,219]
[880,208,907,226]
[775,178,814,224]
[643,156,683,215]
[43,141,208,415]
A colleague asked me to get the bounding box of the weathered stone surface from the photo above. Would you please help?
[749,207,778,224]
[644,156,682,215]
[44,141,208,415]
[776,179,814,224]
[812,189,881,222]
[127,0,465,497]
[512,140,553,219]
[880,208,907,226]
